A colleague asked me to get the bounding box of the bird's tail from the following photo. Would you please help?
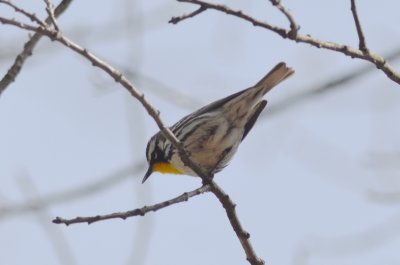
[254,62,294,96]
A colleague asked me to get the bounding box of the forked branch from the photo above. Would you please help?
[0,0,73,96]
[170,0,400,85]
[350,0,369,53]
[0,3,264,264]
[53,185,211,225]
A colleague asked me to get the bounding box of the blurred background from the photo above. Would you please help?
[1,0,399,265]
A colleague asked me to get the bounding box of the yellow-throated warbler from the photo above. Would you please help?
[142,62,294,183]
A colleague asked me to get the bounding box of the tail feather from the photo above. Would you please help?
[182,62,293,120]
[254,62,294,95]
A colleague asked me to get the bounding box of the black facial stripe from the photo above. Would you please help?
[153,145,167,163]
[153,136,160,160]
[148,135,168,164]
[166,143,174,161]
[146,140,152,161]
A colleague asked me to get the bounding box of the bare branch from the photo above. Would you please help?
[0,0,73,96]
[171,0,400,85]
[269,0,298,38]
[0,0,46,27]
[61,35,210,182]
[210,183,265,265]
[169,1,287,36]
[265,47,400,116]
[1,5,267,264]
[44,0,60,31]
[1,8,208,181]
[169,5,206,24]
[51,179,265,264]
[53,184,211,225]
[0,16,41,31]
[350,0,369,53]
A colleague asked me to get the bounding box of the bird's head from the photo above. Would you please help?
[142,134,182,183]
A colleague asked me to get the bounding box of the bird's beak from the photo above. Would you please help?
[142,165,153,184]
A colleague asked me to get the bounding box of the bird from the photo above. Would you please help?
[142,62,294,183]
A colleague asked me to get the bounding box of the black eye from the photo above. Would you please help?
[151,146,166,162]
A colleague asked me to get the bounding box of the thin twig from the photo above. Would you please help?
[0,17,41,31]
[44,0,60,31]
[0,0,73,96]
[53,184,211,225]
[0,13,208,180]
[269,0,298,38]
[265,47,400,116]
[170,0,287,36]
[169,5,206,24]
[63,33,210,182]
[350,0,369,53]
[0,0,46,27]
[210,182,265,265]
[1,5,266,264]
[171,0,400,85]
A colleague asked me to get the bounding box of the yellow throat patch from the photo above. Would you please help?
[152,162,183,175]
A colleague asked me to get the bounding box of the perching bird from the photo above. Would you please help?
[142,62,294,183]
